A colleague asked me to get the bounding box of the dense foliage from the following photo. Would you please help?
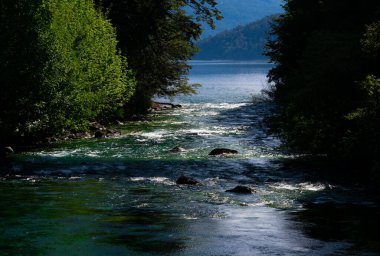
[266,0,380,178]
[0,0,135,145]
[95,0,222,114]
[196,15,277,60]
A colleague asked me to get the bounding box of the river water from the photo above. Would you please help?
[1,60,379,255]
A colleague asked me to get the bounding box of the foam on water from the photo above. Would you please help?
[187,102,250,109]
[35,150,74,158]
[129,177,175,185]
[270,182,327,192]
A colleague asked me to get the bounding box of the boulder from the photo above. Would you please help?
[4,146,14,154]
[170,146,186,153]
[43,137,59,143]
[226,185,254,194]
[209,148,238,156]
[151,102,182,111]
[48,137,59,142]
[94,130,105,138]
[128,114,145,121]
[106,129,121,137]
[68,132,91,140]
[89,122,105,131]
[176,176,199,185]
[1,146,14,160]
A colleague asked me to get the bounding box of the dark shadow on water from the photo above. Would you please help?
[98,208,189,254]
[290,203,380,253]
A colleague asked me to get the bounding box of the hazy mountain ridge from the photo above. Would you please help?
[196,15,278,60]
[201,0,283,38]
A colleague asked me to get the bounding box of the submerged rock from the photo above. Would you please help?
[226,185,254,194]
[209,148,238,156]
[186,133,199,136]
[170,146,186,153]
[176,176,199,185]
[265,178,278,183]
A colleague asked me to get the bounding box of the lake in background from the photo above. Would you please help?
[180,60,270,103]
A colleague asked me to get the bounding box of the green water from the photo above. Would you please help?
[1,61,379,255]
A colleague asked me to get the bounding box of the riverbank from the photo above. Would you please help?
[0,101,184,161]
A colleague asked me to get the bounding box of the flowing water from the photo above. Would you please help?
[1,60,380,255]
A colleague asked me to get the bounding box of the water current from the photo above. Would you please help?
[0,60,379,255]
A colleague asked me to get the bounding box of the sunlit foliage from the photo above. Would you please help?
[0,0,135,144]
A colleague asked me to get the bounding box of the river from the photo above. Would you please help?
[1,60,379,255]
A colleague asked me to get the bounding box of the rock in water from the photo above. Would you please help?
[209,148,238,156]
[176,176,199,185]
[94,130,105,138]
[89,122,105,131]
[170,146,186,153]
[106,129,121,137]
[68,132,91,139]
[4,146,14,154]
[1,146,14,160]
[226,185,253,194]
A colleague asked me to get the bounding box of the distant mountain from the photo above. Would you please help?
[195,15,278,60]
[201,0,283,38]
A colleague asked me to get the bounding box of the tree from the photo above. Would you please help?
[0,0,135,145]
[95,0,222,114]
[265,0,380,177]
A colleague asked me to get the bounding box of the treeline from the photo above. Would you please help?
[196,15,277,60]
[0,0,220,146]
[266,0,380,180]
